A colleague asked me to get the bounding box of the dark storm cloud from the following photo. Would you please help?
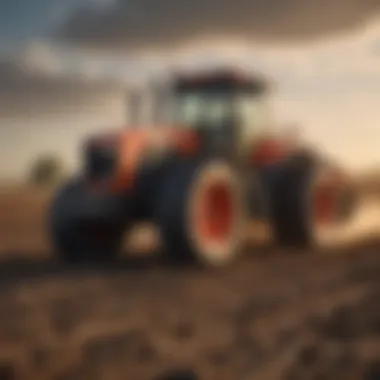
[56,0,380,51]
[0,60,122,92]
[0,60,125,118]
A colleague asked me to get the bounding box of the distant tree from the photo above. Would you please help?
[28,153,66,187]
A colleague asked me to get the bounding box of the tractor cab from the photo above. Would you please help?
[169,69,273,158]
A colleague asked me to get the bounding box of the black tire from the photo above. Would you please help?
[49,178,126,263]
[271,158,314,246]
[154,159,244,268]
[270,156,357,248]
[247,172,271,221]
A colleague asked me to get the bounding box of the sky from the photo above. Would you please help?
[0,0,380,179]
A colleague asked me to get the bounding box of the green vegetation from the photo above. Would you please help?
[28,153,67,188]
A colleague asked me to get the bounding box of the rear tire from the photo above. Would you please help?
[154,160,244,268]
[49,179,126,263]
[271,156,358,248]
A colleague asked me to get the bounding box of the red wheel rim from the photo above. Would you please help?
[196,182,234,246]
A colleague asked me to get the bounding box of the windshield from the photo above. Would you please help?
[172,91,272,142]
[236,94,272,139]
[173,92,232,128]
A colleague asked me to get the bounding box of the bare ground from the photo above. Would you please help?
[0,186,380,380]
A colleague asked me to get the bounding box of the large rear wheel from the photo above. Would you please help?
[155,160,245,267]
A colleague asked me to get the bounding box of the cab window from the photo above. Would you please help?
[173,92,231,128]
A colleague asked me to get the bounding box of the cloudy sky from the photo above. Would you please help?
[1,0,380,179]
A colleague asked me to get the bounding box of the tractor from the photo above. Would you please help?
[49,68,358,267]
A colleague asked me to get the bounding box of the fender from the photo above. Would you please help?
[250,137,293,167]
[109,127,199,192]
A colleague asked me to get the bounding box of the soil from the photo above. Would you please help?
[0,186,379,380]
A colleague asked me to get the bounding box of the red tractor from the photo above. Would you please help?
[49,68,357,267]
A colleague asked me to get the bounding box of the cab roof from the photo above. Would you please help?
[172,68,270,94]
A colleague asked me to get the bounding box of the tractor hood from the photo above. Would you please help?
[83,126,200,192]
[85,126,199,154]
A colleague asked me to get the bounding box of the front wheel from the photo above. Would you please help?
[49,179,126,263]
[154,160,245,268]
